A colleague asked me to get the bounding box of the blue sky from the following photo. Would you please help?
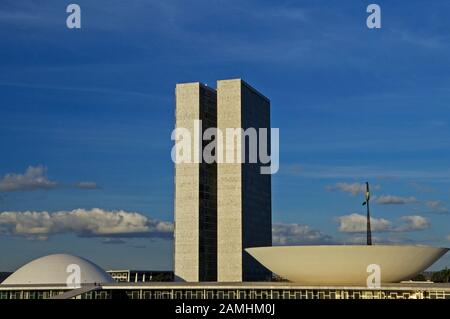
[1,0,450,271]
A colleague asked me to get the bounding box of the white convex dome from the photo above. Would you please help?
[2,254,114,285]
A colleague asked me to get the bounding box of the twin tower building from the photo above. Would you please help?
[174,79,272,282]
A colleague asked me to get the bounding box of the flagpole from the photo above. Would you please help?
[365,182,372,245]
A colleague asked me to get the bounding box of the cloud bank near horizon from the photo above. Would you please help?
[338,213,429,233]
[0,210,337,245]
[0,208,173,240]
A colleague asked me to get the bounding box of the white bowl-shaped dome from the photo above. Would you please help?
[1,254,114,285]
[246,245,449,285]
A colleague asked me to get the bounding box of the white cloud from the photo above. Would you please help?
[424,200,449,214]
[326,182,365,195]
[338,213,391,233]
[272,223,333,245]
[396,215,429,232]
[75,182,100,190]
[375,195,419,205]
[337,213,429,233]
[426,200,442,209]
[0,208,173,240]
[0,165,57,192]
[326,182,380,196]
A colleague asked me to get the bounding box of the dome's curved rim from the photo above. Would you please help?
[246,245,449,285]
[1,253,114,286]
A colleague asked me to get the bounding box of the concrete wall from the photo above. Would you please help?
[174,82,201,282]
[174,82,217,282]
[175,79,271,282]
[217,79,244,281]
[217,79,272,282]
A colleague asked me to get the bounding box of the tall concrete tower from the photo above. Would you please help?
[216,79,272,282]
[174,82,217,282]
[174,79,271,282]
